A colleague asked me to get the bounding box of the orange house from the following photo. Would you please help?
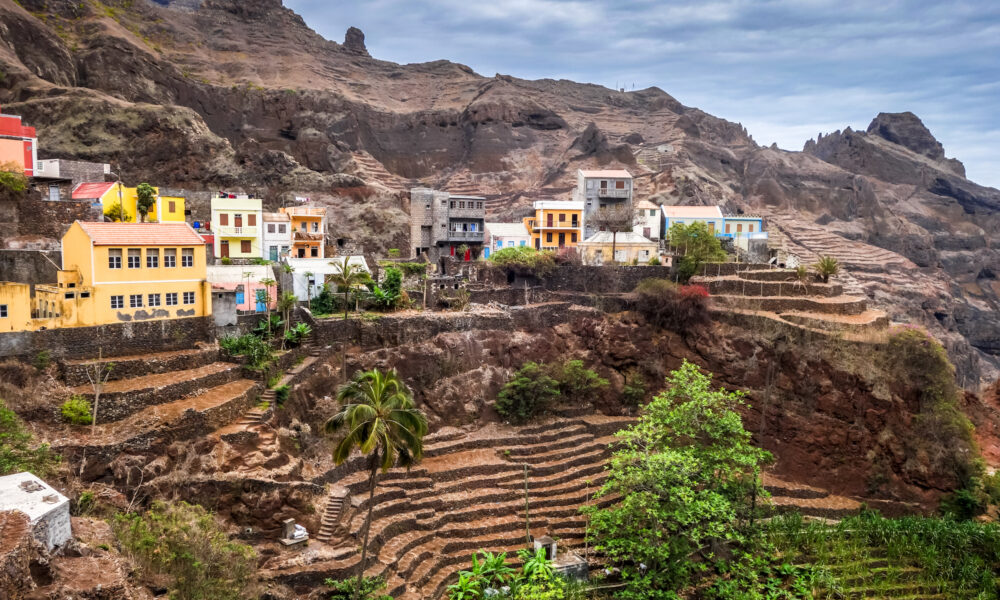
[0,106,37,176]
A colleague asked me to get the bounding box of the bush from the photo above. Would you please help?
[284,322,312,346]
[113,501,256,600]
[34,350,51,372]
[489,246,557,277]
[0,399,60,476]
[61,395,93,425]
[647,256,661,265]
[324,576,392,600]
[220,256,232,265]
[623,368,646,406]
[0,161,27,193]
[220,334,273,369]
[273,384,291,406]
[633,278,710,334]
[551,359,608,401]
[553,246,582,265]
[312,283,336,315]
[495,362,560,423]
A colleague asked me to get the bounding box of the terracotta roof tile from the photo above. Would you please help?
[71,182,115,200]
[76,222,205,246]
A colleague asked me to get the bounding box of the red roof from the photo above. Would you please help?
[76,222,205,246]
[72,182,115,200]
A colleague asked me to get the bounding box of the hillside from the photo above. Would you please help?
[0,0,997,384]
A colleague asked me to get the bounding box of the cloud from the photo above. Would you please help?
[285,0,1000,187]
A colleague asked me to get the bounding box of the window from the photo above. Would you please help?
[164,249,177,267]
[546,233,553,243]
[450,201,455,209]
[600,180,608,189]
[571,233,577,243]
[241,240,251,253]
[166,292,178,306]
[559,213,566,222]
[64,293,74,299]
[587,180,595,189]
[147,249,159,268]
[278,224,286,233]
[519,240,526,246]
[130,294,143,308]
[616,180,625,189]
[183,291,195,305]
[248,214,256,226]
[80,292,90,299]
[181,248,194,267]
[111,295,124,309]
[736,224,743,233]
[168,200,176,213]
[268,224,276,233]
[650,209,657,217]
[301,222,307,232]
[0,305,6,318]
[459,201,465,209]
[108,249,122,269]
[312,222,319,232]
[477,202,483,209]
[48,185,59,201]
[148,293,161,307]
[310,247,318,257]
[507,240,514,247]
[219,213,228,226]
[127,248,141,269]
[725,223,731,233]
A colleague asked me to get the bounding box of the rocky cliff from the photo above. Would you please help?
[1,0,997,384]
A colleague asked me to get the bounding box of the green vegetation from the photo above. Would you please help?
[496,359,610,423]
[667,221,727,281]
[331,257,370,320]
[387,248,401,258]
[61,395,93,425]
[312,283,337,316]
[489,246,557,277]
[219,334,273,369]
[812,255,840,283]
[103,202,131,222]
[583,361,772,598]
[647,256,661,265]
[0,399,59,476]
[396,261,429,276]
[250,257,272,266]
[220,256,232,265]
[369,267,403,310]
[324,575,392,600]
[449,548,588,600]
[622,368,646,406]
[284,322,312,346]
[550,359,609,400]
[273,384,291,406]
[135,182,156,222]
[33,350,51,372]
[252,314,283,339]
[0,161,27,193]
[633,278,710,334]
[324,368,428,598]
[112,500,256,600]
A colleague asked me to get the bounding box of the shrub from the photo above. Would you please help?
[76,490,96,515]
[0,399,59,476]
[396,261,428,276]
[387,248,401,258]
[812,255,840,283]
[273,384,291,406]
[312,283,336,315]
[61,395,93,425]
[113,501,256,600]
[489,246,557,277]
[220,256,232,265]
[495,362,560,423]
[284,322,312,346]
[0,161,27,193]
[623,368,646,406]
[667,221,726,281]
[250,257,271,266]
[647,256,661,265]
[324,576,392,600]
[551,359,608,401]
[33,350,51,372]
[633,278,710,334]
[219,334,273,369]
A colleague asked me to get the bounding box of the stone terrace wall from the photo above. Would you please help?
[0,249,60,286]
[17,193,100,240]
[0,316,214,360]
[0,511,36,599]
[542,265,674,293]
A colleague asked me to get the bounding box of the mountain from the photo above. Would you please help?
[1,0,997,384]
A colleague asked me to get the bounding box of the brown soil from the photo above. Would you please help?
[70,362,236,395]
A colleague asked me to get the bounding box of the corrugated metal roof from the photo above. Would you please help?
[76,222,205,246]
[660,205,723,218]
[71,182,115,200]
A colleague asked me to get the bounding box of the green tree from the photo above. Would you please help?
[495,362,560,423]
[324,368,428,600]
[259,277,276,335]
[112,500,256,600]
[812,255,840,283]
[135,182,156,222]
[667,221,726,281]
[330,257,369,320]
[551,359,609,401]
[277,291,298,348]
[312,283,336,315]
[583,360,772,598]
[103,202,131,222]
[0,399,59,476]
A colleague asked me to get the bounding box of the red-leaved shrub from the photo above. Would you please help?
[633,278,710,334]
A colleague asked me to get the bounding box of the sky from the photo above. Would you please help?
[285,0,1000,188]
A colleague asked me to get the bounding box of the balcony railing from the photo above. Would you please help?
[216,225,258,237]
[597,188,630,198]
[446,231,485,242]
[538,223,580,230]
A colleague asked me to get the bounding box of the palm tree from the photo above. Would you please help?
[260,277,277,336]
[330,257,368,320]
[325,369,428,599]
[812,255,840,284]
[277,291,298,348]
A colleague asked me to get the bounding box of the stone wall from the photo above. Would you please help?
[539,265,675,293]
[0,316,215,360]
[60,344,220,386]
[0,249,60,287]
[696,277,843,297]
[0,511,37,599]
[16,190,100,240]
[715,295,867,315]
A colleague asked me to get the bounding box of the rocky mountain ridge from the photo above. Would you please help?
[0,0,997,384]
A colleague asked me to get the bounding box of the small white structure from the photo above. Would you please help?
[262,212,292,262]
[484,222,531,258]
[283,256,369,301]
[0,472,71,550]
[633,199,662,240]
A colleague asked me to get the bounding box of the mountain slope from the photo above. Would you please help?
[0,0,997,383]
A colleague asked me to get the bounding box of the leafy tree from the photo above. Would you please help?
[61,395,93,425]
[551,359,608,401]
[0,399,59,476]
[312,283,336,316]
[583,360,772,598]
[590,204,636,264]
[667,221,726,281]
[812,255,840,283]
[324,368,428,600]
[495,362,560,424]
[135,182,156,222]
[622,368,646,407]
[489,246,557,277]
[330,257,369,320]
[0,161,27,193]
[112,500,256,600]
[103,202,131,222]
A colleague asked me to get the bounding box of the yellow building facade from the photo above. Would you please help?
[0,283,32,332]
[577,231,659,265]
[211,194,263,260]
[279,206,326,258]
[523,200,584,251]
[74,182,185,223]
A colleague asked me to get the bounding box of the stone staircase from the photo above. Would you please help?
[316,488,350,544]
[351,152,422,191]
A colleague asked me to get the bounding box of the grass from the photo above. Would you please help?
[767,512,1000,599]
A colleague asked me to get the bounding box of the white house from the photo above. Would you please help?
[633,199,661,240]
[0,472,71,550]
[484,222,531,258]
[283,256,369,301]
[661,205,725,236]
[262,212,292,262]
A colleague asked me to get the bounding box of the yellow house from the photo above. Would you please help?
[523,200,584,251]
[279,206,326,258]
[59,221,211,326]
[0,282,32,332]
[72,182,186,223]
[578,231,659,265]
[211,194,263,260]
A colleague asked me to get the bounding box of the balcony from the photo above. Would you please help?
[446,230,485,242]
[538,223,580,230]
[216,225,258,237]
[596,188,630,198]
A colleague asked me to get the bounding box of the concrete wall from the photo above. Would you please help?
[0,315,214,360]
